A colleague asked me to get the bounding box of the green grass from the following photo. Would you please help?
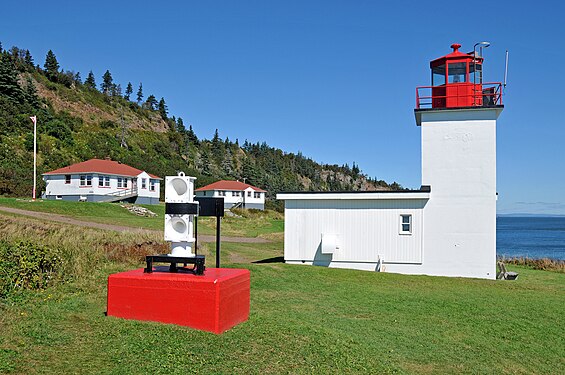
[0,197,283,238]
[0,213,563,374]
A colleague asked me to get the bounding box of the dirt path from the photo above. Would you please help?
[0,206,269,243]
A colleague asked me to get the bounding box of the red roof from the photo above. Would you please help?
[43,159,161,179]
[196,180,266,192]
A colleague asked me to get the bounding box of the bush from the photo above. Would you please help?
[0,240,61,298]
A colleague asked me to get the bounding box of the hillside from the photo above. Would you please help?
[0,44,400,208]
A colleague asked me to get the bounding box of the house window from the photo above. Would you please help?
[254,192,261,198]
[99,175,110,187]
[80,175,92,187]
[218,191,226,197]
[247,191,252,197]
[141,178,147,189]
[98,176,110,187]
[400,214,412,235]
[149,180,156,192]
[203,191,206,196]
[65,175,71,184]
[232,191,240,197]
[117,177,123,188]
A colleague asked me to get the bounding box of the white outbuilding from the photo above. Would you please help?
[42,158,161,204]
[195,180,266,210]
[277,43,504,279]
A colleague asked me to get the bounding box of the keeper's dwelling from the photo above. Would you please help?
[277,43,504,279]
[42,158,161,204]
[195,180,266,210]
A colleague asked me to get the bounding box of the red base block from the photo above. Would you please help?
[107,267,250,334]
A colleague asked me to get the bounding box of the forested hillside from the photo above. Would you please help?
[0,43,400,209]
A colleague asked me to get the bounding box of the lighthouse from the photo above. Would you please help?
[413,43,504,279]
[277,43,504,280]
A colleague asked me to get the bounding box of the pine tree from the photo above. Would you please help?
[24,49,33,68]
[43,50,60,81]
[101,70,113,94]
[136,83,143,103]
[73,72,81,84]
[158,97,168,119]
[85,71,96,89]
[176,117,185,132]
[144,94,157,110]
[187,125,198,145]
[0,55,24,102]
[24,76,40,108]
[124,82,133,100]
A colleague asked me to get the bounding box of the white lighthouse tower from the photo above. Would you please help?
[413,43,504,279]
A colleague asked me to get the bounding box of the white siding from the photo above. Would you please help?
[284,198,426,264]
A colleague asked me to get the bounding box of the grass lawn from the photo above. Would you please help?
[0,197,283,238]
[0,213,563,374]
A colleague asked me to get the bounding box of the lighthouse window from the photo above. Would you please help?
[432,65,446,86]
[448,63,467,83]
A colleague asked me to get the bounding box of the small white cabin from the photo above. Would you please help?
[195,180,266,210]
[42,158,161,204]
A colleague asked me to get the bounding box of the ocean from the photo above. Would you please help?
[497,216,565,260]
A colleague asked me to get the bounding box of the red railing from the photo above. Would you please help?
[416,82,503,109]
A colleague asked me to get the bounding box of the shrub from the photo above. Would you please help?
[0,240,61,297]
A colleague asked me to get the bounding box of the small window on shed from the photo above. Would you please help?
[399,214,412,235]
[65,175,71,184]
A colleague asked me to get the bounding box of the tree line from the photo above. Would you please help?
[0,43,401,209]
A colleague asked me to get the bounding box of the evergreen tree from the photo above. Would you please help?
[176,117,185,132]
[101,70,113,94]
[144,94,157,110]
[158,97,168,119]
[136,83,143,103]
[221,148,235,176]
[24,76,40,108]
[187,125,199,145]
[85,71,96,89]
[112,83,122,97]
[124,82,133,100]
[0,55,24,102]
[24,49,33,67]
[73,72,81,85]
[43,50,60,81]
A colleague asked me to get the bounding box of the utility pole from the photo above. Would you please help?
[30,116,37,200]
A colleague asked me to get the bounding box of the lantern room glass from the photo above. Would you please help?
[432,65,446,86]
[448,63,467,83]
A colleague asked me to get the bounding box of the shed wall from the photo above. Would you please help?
[284,199,426,265]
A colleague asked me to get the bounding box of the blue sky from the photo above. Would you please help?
[3,1,565,214]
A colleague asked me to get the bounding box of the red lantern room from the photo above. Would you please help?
[416,43,502,109]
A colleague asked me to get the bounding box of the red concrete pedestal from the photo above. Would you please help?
[107,267,250,334]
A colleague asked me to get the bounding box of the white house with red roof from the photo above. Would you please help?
[42,158,161,204]
[195,180,266,210]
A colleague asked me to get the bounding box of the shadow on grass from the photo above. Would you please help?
[252,256,285,264]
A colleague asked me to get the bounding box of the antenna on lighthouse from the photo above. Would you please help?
[503,50,509,88]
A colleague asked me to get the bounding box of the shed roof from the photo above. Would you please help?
[196,180,266,192]
[43,158,161,179]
